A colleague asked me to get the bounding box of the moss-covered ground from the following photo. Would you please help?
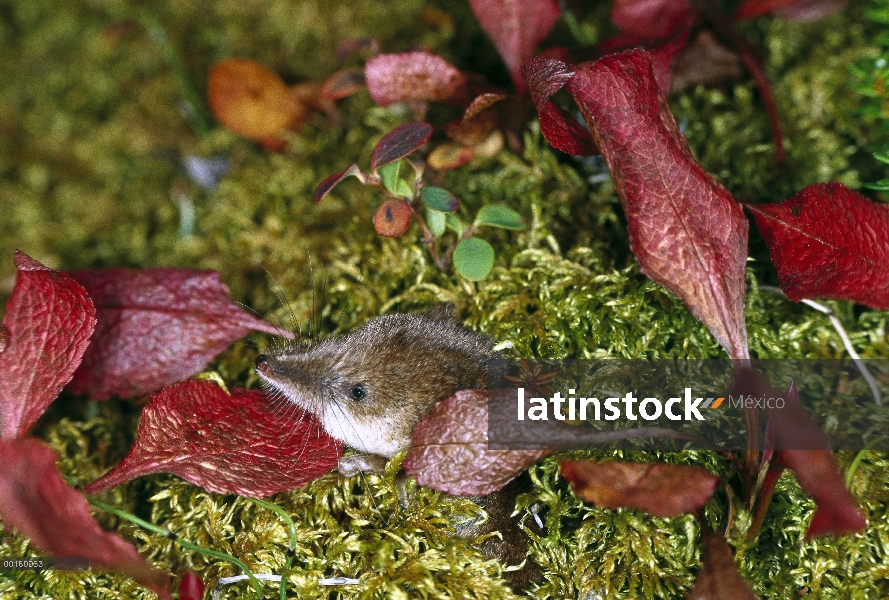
[1,0,887,598]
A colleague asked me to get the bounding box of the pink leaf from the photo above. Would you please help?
[746,182,889,310]
[365,52,468,106]
[468,0,561,92]
[403,389,549,496]
[610,0,698,41]
[0,251,96,440]
[86,381,342,498]
[736,0,849,20]
[561,460,719,517]
[0,438,171,599]
[66,268,291,400]
[370,121,434,170]
[565,50,749,359]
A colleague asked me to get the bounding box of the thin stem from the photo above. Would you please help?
[247,497,297,600]
[85,495,264,598]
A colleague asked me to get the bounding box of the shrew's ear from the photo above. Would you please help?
[422,303,459,323]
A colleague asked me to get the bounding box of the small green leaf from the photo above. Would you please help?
[425,208,446,237]
[453,237,494,281]
[420,187,460,212]
[394,178,413,199]
[445,213,465,237]
[378,160,401,194]
[474,205,525,230]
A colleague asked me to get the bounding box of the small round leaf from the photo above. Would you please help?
[374,199,412,237]
[420,187,460,212]
[371,122,434,170]
[474,205,525,230]
[453,238,495,281]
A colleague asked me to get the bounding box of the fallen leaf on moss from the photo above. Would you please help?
[561,459,719,517]
[86,381,342,498]
[403,389,549,496]
[0,251,96,440]
[746,182,889,310]
[0,438,172,599]
[67,267,290,400]
[527,50,749,359]
[207,58,305,148]
[686,529,758,600]
[468,0,560,92]
[365,52,469,106]
[177,570,204,600]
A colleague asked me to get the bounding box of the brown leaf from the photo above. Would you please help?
[686,529,758,600]
[0,438,172,599]
[86,381,342,498]
[561,459,719,517]
[402,389,549,496]
[207,58,305,146]
[0,251,96,440]
[373,199,412,237]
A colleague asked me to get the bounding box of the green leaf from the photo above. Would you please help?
[453,238,494,281]
[445,213,465,237]
[378,160,401,194]
[474,205,525,230]
[420,187,460,212]
[394,178,413,199]
[425,208,446,237]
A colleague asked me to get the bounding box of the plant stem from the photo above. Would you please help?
[247,498,297,600]
[85,495,264,598]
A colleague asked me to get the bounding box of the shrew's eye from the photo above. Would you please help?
[350,385,366,401]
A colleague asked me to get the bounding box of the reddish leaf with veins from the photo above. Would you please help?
[403,389,549,496]
[686,528,758,600]
[86,381,342,498]
[468,0,560,92]
[736,0,849,20]
[561,460,719,517]
[746,182,889,310]
[66,268,290,400]
[365,52,468,107]
[0,438,172,599]
[527,51,749,358]
[0,251,96,440]
[370,121,434,170]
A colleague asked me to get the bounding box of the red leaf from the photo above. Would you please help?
[0,251,96,440]
[402,389,549,496]
[85,381,342,498]
[370,121,434,170]
[365,52,469,107]
[561,460,718,517]
[736,0,849,20]
[734,369,866,539]
[373,199,412,237]
[177,570,204,600]
[314,163,362,202]
[610,0,698,41]
[686,529,758,600]
[66,268,291,400]
[746,182,889,310]
[468,0,561,92]
[522,57,598,156]
[565,50,749,359]
[0,438,171,599]
[446,93,508,147]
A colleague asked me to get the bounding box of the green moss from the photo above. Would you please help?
[2,0,889,598]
